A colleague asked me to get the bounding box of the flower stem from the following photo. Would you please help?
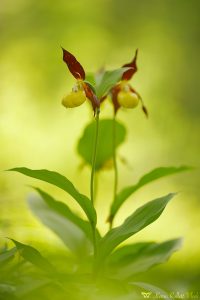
[90,108,100,257]
[109,114,118,229]
[94,171,99,203]
[90,109,100,206]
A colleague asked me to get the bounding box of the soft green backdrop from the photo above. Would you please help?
[0,0,199,291]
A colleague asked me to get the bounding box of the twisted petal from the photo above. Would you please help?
[129,85,148,117]
[122,49,138,80]
[83,82,100,115]
[111,84,121,114]
[62,48,85,80]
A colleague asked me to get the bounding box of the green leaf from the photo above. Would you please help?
[29,188,99,255]
[77,119,126,170]
[95,67,130,98]
[85,72,96,87]
[107,239,182,279]
[109,166,191,221]
[0,247,17,264]
[10,239,55,274]
[15,279,51,298]
[9,168,96,225]
[131,282,171,300]
[97,193,175,263]
[0,247,18,278]
[0,283,16,297]
[84,81,96,94]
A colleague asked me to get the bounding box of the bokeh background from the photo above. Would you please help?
[1,0,200,292]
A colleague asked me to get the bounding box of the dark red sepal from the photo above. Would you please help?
[111,84,121,114]
[100,95,107,103]
[129,85,148,118]
[142,105,148,118]
[83,82,100,115]
[62,48,85,80]
[122,49,138,81]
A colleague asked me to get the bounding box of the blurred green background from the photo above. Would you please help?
[0,0,200,292]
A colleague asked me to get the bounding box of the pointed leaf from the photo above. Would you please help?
[107,239,182,279]
[0,284,16,297]
[109,166,191,221]
[0,247,17,264]
[15,279,51,298]
[96,67,131,98]
[10,239,55,273]
[85,72,96,87]
[29,188,99,255]
[62,48,85,80]
[77,119,126,170]
[98,193,175,263]
[9,168,96,225]
[94,68,105,87]
[84,81,96,94]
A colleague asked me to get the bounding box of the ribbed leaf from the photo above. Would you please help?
[0,283,16,297]
[0,247,17,264]
[10,239,55,274]
[95,67,130,98]
[15,279,51,298]
[109,166,191,222]
[29,188,99,255]
[9,168,96,225]
[107,239,182,279]
[85,72,96,87]
[98,193,175,263]
[77,119,126,170]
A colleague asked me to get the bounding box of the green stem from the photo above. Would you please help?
[90,108,100,257]
[94,171,99,203]
[92,226,97,259]
[109,114,118,229]
[90,110,100,205]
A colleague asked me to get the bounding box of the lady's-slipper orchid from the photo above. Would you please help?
[62,48,100,114]
[110,49,148,117]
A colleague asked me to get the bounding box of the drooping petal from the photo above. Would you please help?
[122,49,138,80]
[111,84,121,114]
[62,48,85,80]
[142,105,148,117]
[129,85,148,117]
[82,82,100,115]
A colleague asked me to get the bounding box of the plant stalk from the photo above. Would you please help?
[90,109,100,206]
[94,171,99,203]
[109,114,118,229]
[90,108,100,258]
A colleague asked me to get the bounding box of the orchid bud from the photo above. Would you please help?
[117,90,139,108]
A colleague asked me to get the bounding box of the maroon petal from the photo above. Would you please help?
[129,85,148,118]
[82,82,100,115]
[111,84,121,114]
[142,105,148,118]
[62,48,85,80]
[122,49,138,81]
